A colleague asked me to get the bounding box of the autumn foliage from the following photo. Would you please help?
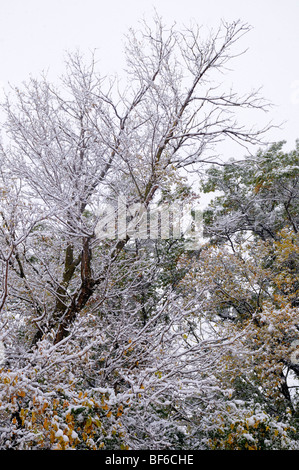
[0,15,298,450]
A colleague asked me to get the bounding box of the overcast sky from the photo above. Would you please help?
[0,0,298,156]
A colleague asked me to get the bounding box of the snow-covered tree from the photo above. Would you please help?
[0,15,276,450]
[198,141,299,448]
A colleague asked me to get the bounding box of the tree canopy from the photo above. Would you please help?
[0,15,298,451]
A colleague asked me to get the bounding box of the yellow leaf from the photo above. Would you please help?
[85,416,92,428]
[116,405,123,417]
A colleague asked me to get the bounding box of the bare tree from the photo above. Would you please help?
[1,17,269,344]
[0,16,274,450]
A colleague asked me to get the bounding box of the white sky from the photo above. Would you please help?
[0,0,298,156]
